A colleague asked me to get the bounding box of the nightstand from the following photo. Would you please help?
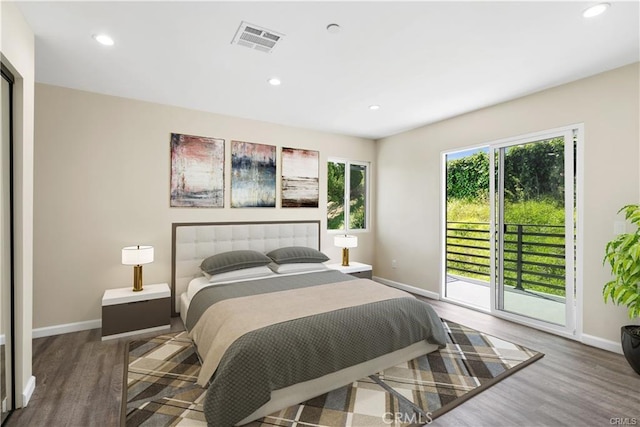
[327,262,373,279]
[101,283,171,340]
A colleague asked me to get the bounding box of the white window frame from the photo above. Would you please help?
[327,158,370,233]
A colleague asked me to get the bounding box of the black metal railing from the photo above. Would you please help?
[446,221,566,296]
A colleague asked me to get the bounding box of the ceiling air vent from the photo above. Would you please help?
[231,21,284,54]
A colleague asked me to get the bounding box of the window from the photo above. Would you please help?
[327,159,369,231]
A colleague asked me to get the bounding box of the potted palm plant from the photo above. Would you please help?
[603,204,640,375]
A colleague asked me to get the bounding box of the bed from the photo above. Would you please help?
[172,221,446,426]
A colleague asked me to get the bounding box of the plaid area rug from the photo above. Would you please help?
[122,320,543,426]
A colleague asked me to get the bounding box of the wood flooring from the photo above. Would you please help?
[6,319,185,427]
[5,300,640,427]
[423,299,639,427]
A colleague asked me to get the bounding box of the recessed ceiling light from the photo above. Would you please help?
[369,105,380,110]
[327,24,341,34]
[268,77,281,86]
[582,3,610,18]
[93,33,114,46]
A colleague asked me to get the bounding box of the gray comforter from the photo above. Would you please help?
[186,270,446,426]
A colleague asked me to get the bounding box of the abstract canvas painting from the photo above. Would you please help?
[281,147,319,208]
[170,133,224,207]
[231,140,276,207]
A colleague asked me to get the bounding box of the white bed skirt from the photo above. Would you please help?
[179,292,190,326]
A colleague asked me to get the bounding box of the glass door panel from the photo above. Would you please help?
[494,134,575,327]
[444,147,490,310]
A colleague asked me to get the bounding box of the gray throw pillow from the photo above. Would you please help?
[200,250,272,275]
[266,246,329,264]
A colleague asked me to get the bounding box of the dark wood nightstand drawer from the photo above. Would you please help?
[102,297,170,337]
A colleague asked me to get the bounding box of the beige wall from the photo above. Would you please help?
[0,1,36,407]
[375,63,640,345]
[33,84,375,329]
[29,46,639,350]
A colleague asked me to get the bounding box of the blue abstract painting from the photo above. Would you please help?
[231,140,276,208]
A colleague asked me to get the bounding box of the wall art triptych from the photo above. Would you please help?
[169,133,319,208]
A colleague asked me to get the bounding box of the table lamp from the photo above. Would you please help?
[122,245,154,292]
[334,235,358,266]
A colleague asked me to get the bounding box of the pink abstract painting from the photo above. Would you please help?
[170,133,224,207]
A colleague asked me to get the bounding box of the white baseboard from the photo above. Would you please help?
[373,276,440,300]
[32,319,101,339]
[22,375,36,407]
[582,333,623,355]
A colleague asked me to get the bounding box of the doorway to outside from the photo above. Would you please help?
[441,125,582,337]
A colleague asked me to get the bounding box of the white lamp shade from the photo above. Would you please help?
[122,245,154,265]
[334,235,358,248]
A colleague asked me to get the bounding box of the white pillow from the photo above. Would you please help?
[206,265,274,283]
[268,262,328,274]
[187,275,212,300]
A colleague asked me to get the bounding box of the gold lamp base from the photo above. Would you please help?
[342,248,350,266]
[132,265,143,292]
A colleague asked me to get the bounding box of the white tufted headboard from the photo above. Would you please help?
[171,221,321,316]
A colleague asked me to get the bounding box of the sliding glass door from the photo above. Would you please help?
[443,126,580,336]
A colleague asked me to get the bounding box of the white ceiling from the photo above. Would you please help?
[15,1,640,140]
